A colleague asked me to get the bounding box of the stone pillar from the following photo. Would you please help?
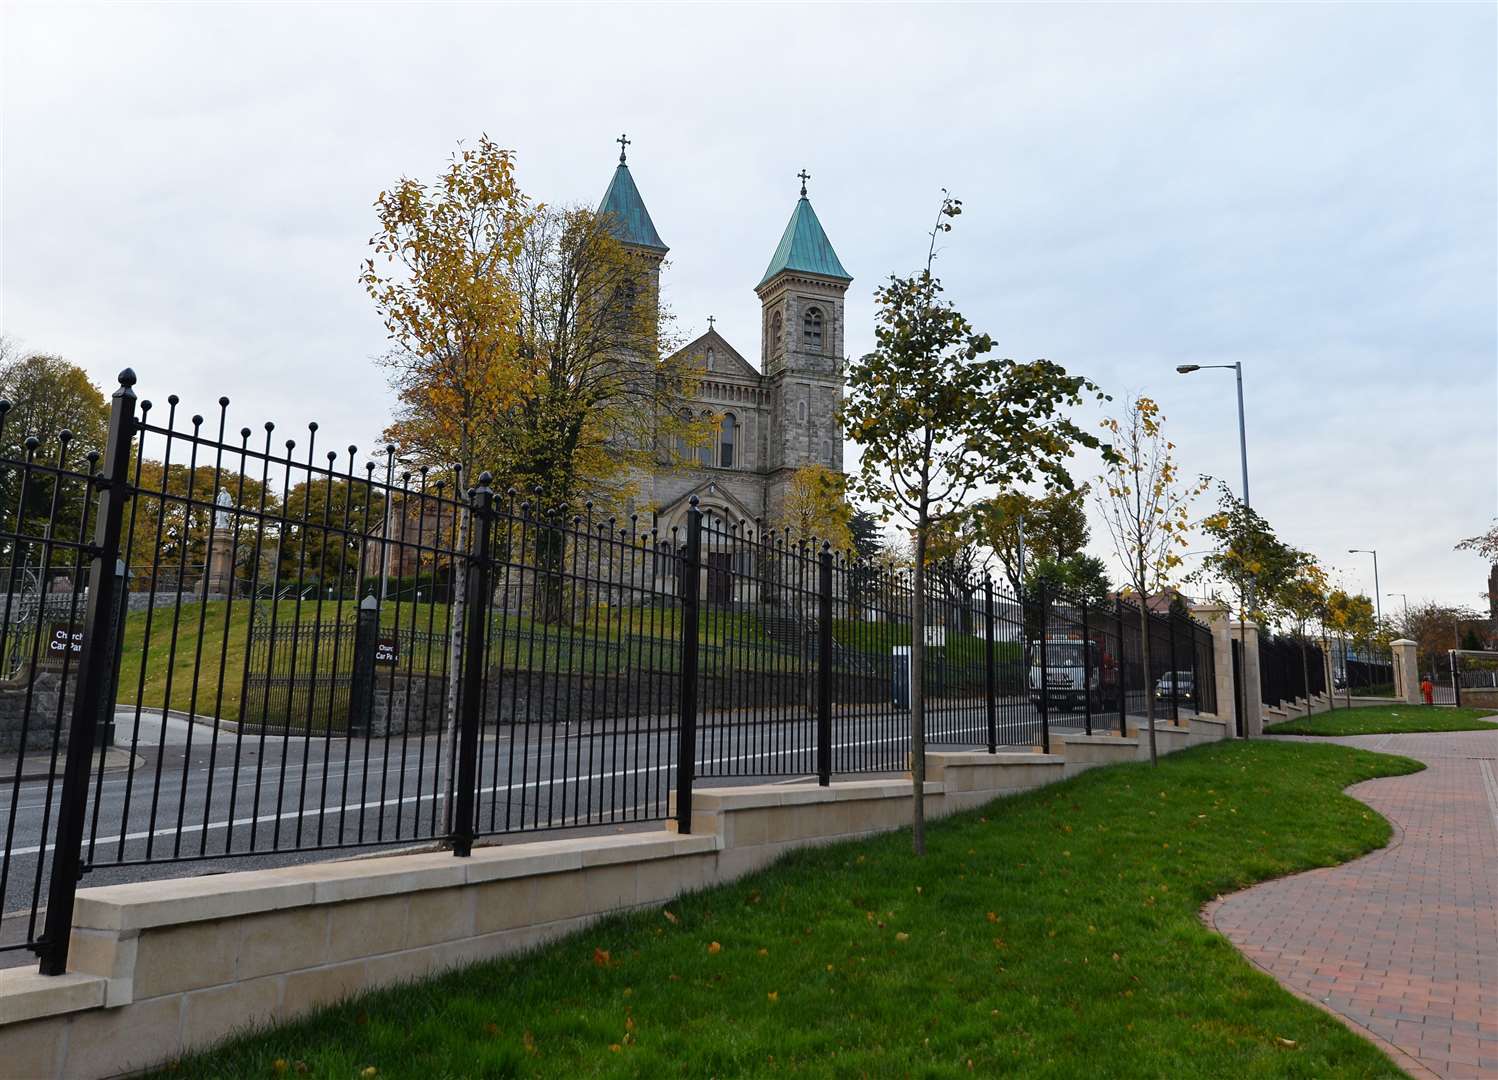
[1190,601,1234,722]
[1391,639,1419,704]
[203,532,234,597]
[1230,620,1264,737]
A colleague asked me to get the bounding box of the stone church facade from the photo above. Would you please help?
[597,147,852,542]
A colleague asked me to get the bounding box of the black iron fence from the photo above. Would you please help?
[1258,634,1326,710]
[0,372,1218,975]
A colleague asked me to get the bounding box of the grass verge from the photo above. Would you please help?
[154,740,1422,1079]
[1269,704,1498,736]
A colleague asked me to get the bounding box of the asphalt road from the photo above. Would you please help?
[0,693,1190,965]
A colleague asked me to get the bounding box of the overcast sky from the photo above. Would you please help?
[3,3,1494,611]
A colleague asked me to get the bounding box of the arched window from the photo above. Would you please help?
[698,411,713,465]
[719,412,736,468]
[797,400,808,424]
[770,311,782,358]
[614,280,638,332]
[803,306,823,349]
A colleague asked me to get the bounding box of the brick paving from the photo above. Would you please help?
[1208,728,1498,1079]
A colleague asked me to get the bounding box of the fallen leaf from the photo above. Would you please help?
[895,932,910,942]
[609,1044,622,1053]
[360,1070,378,1079]
[1275,1037,1297,1048]
[757,947,769,957]
[767,991,779,1002]
[707,941,722,955]
[986,912,998,923]
[593,948,611,968]
[272,1063,288,1077]
[662,909,679,925]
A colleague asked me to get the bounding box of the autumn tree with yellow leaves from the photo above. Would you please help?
[775,463,855,555]
[1094,396,1207,765]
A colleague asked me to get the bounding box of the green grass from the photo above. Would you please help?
[1269,703,1498,736]
[155,740,1421,1078]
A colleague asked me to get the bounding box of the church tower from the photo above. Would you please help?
[597,135,668,351]
[755,172,852,522]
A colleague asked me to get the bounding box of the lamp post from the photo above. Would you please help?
[1178,362,1251,736]
[1386,592,1408,626]
[1176,363,1249,509]
[1348,549,1381,628]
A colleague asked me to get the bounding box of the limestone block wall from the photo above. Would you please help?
[0,718,1231,1079]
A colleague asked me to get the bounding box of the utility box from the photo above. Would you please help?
[892,645,911,709]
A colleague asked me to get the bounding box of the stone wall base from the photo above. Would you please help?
[0,717,1231,1079]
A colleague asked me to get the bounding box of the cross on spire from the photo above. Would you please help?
[797,169,811,197]
[617,133,631,164]
[707,315,716,330]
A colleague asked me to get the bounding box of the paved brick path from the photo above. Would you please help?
[1208,728,1498,1079]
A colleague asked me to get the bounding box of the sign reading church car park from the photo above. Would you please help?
[375,637,399,666]
[43,623,84,668]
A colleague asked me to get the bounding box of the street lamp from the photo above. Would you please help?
[1348,549,1381,627]
[1176,363,1249,508]
[1386,592,1408,626]
[1179,362,1252,737]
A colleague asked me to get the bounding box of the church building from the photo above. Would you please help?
[596,140,852,541]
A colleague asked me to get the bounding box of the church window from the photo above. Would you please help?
[698,412,713,465]
[803,306,823,349]
[797,400,808,424]
[720,412,737,468]
[613,280,638,332]
[771,311,782,356]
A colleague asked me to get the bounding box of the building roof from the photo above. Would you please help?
[597,162,668,253]
[758,196,851,288]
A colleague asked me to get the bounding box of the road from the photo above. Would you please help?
[1,693,1192,964]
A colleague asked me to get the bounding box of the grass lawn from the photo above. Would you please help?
[1269,703,1498,737]
[155,739,1421,1078]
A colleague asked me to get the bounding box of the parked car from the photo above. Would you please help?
[1154,670,1195,702]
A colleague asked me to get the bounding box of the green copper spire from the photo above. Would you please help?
[597,135,667,254]
[757,174,850,288]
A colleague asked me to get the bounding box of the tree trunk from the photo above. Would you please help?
[910,526,928,856]
[438,490,470,841]
[1138,597,1158,765]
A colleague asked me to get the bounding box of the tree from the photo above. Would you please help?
[1276,555,1330,711]
[124,461,272,593]
[842,193,1106,854]
[1025,553,1112,607]
[776,463,855,555]
[1394,599,1483,677]
[1455,521,1498,561]
[969,487,1089,597]
[483,203,699,620]
[362,134,529,835]
[1324,589,1378,706]
[1094,396,1206,764]
[362,134,529,480]
[0,350,110,576]
[1195,484,1302,628]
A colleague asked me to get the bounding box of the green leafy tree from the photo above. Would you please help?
[0,349,110,576]
[1094,396,1206,764]
[1195,484,1302,628]
[1276,555,1330,710]
[842,192,1107,854]
[1025,553,1112,607]
[970,487,1089,597]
